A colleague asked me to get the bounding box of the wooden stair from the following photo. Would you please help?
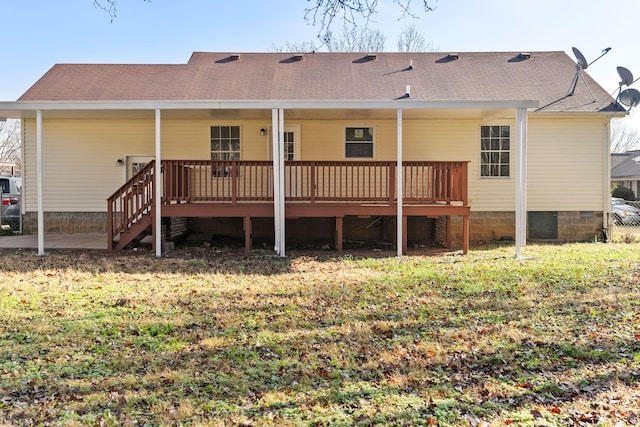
[107,161,156,250]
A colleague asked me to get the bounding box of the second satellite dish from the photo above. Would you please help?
[620,88,640,108]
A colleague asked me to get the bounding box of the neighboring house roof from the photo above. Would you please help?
[18,51,620,113]
[611,150,640,179]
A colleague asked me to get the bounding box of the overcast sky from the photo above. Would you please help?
[2,0,639,127]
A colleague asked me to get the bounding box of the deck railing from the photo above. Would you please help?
[161,160,468,205]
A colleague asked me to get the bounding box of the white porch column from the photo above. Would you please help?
[396,108,403,257]
[515,107,528,257]
[278,108,286,257]
[155,109,162,258]
[36,109,44,256]
[271,109,281,253]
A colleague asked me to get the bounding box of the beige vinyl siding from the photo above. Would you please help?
[23,115,608,214]
[527,117,608,211]
[23,118,270,212]
[23,118,155,212]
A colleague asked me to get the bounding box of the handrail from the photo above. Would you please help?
[107,161,155,248]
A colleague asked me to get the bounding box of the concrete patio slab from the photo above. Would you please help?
[0,233,108,250]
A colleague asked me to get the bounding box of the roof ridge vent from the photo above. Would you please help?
[519,52,531,59]
[228,54,241,61]
[447,53,459,60]
[292,54,304,61]
[366,53,377,60]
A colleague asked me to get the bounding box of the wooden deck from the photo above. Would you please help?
[108,160,470,253]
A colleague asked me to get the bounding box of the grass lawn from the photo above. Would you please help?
[1,242,639,426]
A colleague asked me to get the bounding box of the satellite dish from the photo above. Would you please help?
[617,66,634,87]
[619,88,640,108]
[572,47,588,69]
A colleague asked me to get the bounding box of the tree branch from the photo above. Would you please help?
[305,0,435,44]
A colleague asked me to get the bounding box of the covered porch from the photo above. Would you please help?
[4,99,536,257]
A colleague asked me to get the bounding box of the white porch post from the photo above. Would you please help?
[515,107,528,257]
[396,108,403,257]
[36,109,44,256]
[278,108,286,257]
[155,109,162,258]
[271,109,281,254]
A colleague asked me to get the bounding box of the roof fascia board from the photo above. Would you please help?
[0,99,539,111]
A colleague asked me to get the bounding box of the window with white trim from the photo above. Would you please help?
[211,125,240,177]
[211,126,240,161]
[345,127,374,158]
[480,125,510,177]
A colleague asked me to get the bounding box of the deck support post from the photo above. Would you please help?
[463,214,469,254]
[36,109,44,256]
[243,216,252,253]
[335,216,343,253]
[515,107,528,258]
[402,215,408,255]
[396,108,403,257]
[154,109,162,258]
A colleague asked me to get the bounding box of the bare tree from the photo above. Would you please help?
[93,0,149,20]
[326,25,386,52]
[272,41,319,53]
[610,120,640,153]
[305,0,435,43]
[397,23,436,52]
[0,120,22,176]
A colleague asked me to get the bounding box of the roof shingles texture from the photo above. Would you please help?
[19,51,617,112]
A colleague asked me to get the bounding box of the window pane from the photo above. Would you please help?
[480,125,510,177]
[231,126,240,138]
[211,141,221,152]
[346,142,373,158]
[231,140,240,152]
[211,127,220,138]
[221,126,230,138]
[346,127,373,142]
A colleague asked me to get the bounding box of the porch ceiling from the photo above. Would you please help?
[14,107,516,121]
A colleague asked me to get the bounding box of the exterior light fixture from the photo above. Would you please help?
[116,159,124,167]
[260,128,267,136]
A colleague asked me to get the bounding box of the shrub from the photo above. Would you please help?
[611,185,636,201]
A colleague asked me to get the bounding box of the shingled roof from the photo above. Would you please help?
[612,150,640,179]
[18,51,620,112]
